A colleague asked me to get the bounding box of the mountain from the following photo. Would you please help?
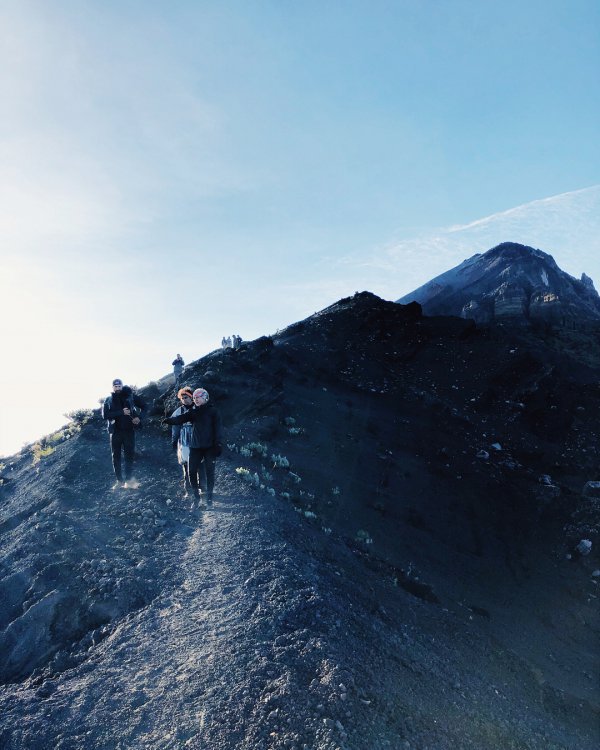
[398,242,600,327]
[0,292,599,749]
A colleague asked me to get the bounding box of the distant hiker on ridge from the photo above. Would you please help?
[172,354,185,385]
[170,386,207,501]
[164,387,222,509]
[102,379,146,490]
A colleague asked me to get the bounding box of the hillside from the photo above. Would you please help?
[1,292,599,749]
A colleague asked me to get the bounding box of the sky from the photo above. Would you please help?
[1,0,599,457]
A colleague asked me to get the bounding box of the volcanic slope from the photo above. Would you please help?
[398,242,600,326]
[0,291,598,749]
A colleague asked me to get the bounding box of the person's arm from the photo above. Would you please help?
[164,409,195,426]
[125,394,143,425]
[103,398,125,420]
[170,407,182,447]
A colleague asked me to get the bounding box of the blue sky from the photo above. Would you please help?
[1,0,599,456]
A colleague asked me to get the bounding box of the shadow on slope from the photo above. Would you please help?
[167,292,599,707]
[0,291,598,746]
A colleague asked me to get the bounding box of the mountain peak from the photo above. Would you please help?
[398,242,600,326]
[581,272,596,292]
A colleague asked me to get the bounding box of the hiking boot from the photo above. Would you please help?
[124,478,140,489]
[111,480,125,490]
[205,493,213,506]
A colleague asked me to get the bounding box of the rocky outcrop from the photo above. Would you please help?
[529,290,565,325]
[581,273,596,292]
[460,298,492,326]
[399,242,600,327]
[493,281,528,321]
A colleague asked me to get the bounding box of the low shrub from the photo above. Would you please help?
[31,442,55,465]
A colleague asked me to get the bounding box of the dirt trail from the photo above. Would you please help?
[2,455,597,749]
[0,462,350,750]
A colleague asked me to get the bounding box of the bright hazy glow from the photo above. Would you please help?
[1,1,599,457]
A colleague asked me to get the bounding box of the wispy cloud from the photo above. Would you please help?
[332,186,600,299]
[445,185,600,235]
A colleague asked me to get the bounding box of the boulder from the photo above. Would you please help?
[582,481,600,498]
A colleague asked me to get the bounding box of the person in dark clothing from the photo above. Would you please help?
[164,387,222,508]
[172,354,184,385]
[170,386,206,498]
[102,378,146,489]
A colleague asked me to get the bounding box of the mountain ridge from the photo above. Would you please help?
[398,242,600,326]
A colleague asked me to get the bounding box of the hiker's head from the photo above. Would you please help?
[112,379,123,392]
[178,387,193,404]
[193,388,209,406]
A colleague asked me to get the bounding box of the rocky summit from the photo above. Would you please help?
[398,242,600,327]
[0,291,599,749]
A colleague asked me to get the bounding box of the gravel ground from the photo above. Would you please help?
[1,432,597,749]
[1,294,599,748]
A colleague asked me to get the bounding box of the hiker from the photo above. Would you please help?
[164,387,222,508]
[170,386,206,499]
[102,378,146,489]
[221,336,227,350]
[172,354,185,385]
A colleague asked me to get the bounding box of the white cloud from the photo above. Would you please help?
[334,185,600,299]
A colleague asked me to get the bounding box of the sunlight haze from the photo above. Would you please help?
[1,0,599,456]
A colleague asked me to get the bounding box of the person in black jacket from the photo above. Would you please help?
[102,378,146,489]
[172,354,184,385]
[170,386,206,498]
[164,387,222,507]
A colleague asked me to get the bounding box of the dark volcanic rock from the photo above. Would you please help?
[0,291,599,749]
[399,242,600,327]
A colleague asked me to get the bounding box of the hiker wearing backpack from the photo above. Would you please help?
[170,386,207,500]
[164,387,222,508]
[102,379,146,489]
